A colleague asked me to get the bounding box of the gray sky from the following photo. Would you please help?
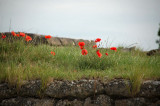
[0,0,160,51]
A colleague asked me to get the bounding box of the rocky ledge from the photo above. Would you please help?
[0,79,160,106]
[0,32,96,47]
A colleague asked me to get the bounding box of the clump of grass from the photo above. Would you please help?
[128,66,145,96]
[76,48,116,70]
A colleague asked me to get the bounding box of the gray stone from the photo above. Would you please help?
[45,79,104,99]
[104,79,132,97]
[59,38,75,46]
[27,34,48,45]
[152,100,160,106]
[138,80,160,98]
[1,79,160,106]
[56,99,83,106]
[0,83,17,100]
[1,97,55,106]
[73,39,94,46]
[84,95,112,106]
[115,98,160,106]
[147,49,160,56]
[19,80,42,97]
[47,37,62,46]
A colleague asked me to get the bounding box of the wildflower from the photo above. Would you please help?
[96,50,102,58]
[80,46,84,50]
[45,35,52,39]
[25,35,32,42]
[1,34,6,39]
[110,47,117,51]
[78,42,85,50]
[95,38,101,42]
[20,32,25,37]
[16,34,20,37]
[11,31,16,36]
[81,49,88,55]
[78,42,85,47]
[51,51,55,56]
[105,53,108,56]
[93,45,97,49]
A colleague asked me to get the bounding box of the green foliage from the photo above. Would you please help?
[0,38,160,88]
[77,48,116,70]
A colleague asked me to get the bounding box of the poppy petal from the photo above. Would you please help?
[78,42,85,47]
[81,49,88,55]
[95,38,101,42]
[11,31,16,36]
[110,47,117,51]
[51,51,55,56]
[96,50,102,58]
[20,32,25,37]
[25,35,32,42]
[105,53,108,56]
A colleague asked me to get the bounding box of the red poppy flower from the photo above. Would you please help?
[16,34,20,37]
[80,46,84,50]
[51,51,55,56]
[1,34,6,39]
[105,53,108,56]
[81,49,88,55]
[20,32,25,37]
[110,47,117,51]
[95,38,101,42]
[78,42,85,50]
[78,42,85,47]
[96,50,102,58]
[11,31,16,36]
[45,35,52,39]
[93,45,97,49]
[25,35,32,42]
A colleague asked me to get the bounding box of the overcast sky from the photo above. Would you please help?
[0,0,160,51]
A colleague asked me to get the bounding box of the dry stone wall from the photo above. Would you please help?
[0,79,160,106]
[1,32,96,47]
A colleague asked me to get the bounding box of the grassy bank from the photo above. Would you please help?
[0,36,160,88]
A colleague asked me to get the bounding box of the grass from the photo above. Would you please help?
[0,34,160,94]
